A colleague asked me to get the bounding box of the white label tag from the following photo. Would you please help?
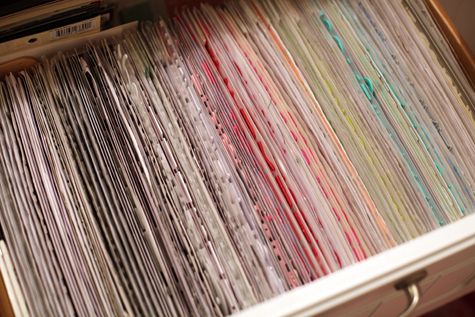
[52,17,99,39]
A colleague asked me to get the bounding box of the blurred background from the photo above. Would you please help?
[440,0,475,53]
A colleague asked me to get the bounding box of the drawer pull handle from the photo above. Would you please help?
[395,270,427,317]
[398,283,420,317]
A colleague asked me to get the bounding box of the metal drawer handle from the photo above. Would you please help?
[398,283,420,317]
[395,270,427,317]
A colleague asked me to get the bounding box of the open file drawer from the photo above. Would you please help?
[0,0,474,316]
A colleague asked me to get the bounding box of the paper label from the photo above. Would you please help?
[51,17,99,39]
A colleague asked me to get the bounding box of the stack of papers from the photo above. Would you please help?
[0,0,474,316]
